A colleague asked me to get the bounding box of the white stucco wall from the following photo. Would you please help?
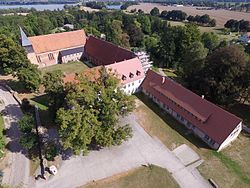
[121,78,144,95]
[217,122,242,151]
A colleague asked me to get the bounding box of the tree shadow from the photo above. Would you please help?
[6,79,30,94]
[228,103,250,127]
[3,104,30,158]
[135,93,211,150]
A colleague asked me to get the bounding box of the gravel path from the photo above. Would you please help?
[0,86,30,187]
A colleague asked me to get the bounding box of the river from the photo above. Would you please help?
[0,4,77,11]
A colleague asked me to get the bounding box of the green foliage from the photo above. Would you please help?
[57,68,135,154]
[42,70,65,118]
[0,34,41,91]
[201,32,219,51]
[19,132,38,150]
[18,114,38,152]
[157,24,201,68]
[44,142,58,161]
[16,64,41,92]
[199,45,248,104]
[182,41,208,82]
[18,114,35,134]
[0,34,28,74]
[0,116,5,157]
[150,7,160,17]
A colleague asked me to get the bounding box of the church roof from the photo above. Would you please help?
[28,30,86,54]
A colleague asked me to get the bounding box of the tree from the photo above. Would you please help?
[166,10,187,21]
[200,45,248,105]
[158,24,201,68]
[16,64,41,92]
[56,68,135,154]
[0,34,41,92]
[150,7,160,17]
[160,10,168,18]
[182,42,208,83]
[127,24,144,47]
[42,70,65,118]
[201,32,219,51]
[18,114,35,133]
[137,15,151,34]
[18,114,38,152]
[0,34,28,74]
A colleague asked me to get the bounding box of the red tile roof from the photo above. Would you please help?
[105,57,145,85]
[85,36,136,65]
[29,30,86,54]
[141,70,242,145]
[63,67,101,84]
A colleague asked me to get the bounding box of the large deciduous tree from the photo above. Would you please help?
[56,68,134,154]
[0,34,41,91]
[42,70,66,118]
[181,42,208,84]
[200,45,248,105]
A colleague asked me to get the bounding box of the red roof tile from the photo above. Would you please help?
[105,58,145,85]
[141,70,242,145]
[29,30,86,54]
[85,36,136,65]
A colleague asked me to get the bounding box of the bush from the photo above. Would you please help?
[45,142,58,161]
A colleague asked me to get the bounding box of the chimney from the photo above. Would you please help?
[162,76,165,84]
[201,95,205,99]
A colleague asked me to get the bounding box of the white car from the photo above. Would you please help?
[49,165,58,175]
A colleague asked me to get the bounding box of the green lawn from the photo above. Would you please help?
[83,165,179,188]
[41,61,89,75]
[134,93,250,188]
[0,116,3,128]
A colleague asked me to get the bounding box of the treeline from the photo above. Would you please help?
[224,19,250,32]
[187,14,216,27]
[150,7,216,27]
[85,1,106,10]
[0,7,33,14]
[120,1,138,10]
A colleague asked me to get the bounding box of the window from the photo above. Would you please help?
[139,80,141,83]
[48,53,54,60]
[37,56,41,63]
[132,82,134,86]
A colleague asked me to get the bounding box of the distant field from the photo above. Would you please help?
[127,3,250,28]
[168,20,239,41]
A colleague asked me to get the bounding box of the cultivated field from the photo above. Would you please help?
[127,3,250,28]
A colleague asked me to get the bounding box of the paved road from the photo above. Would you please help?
[35,114,211,188]
[0,86,30,187]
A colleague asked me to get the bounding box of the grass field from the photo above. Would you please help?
[83,165,179,188]
[41,61,89,75]
[127,3,250,28]
[168,20,239,41]
[0,116,3,129]
[134,93,250,188]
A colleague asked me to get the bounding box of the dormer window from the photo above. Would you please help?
[129,73,134,78]
[136,70,141,76]
[122,75,127,80]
